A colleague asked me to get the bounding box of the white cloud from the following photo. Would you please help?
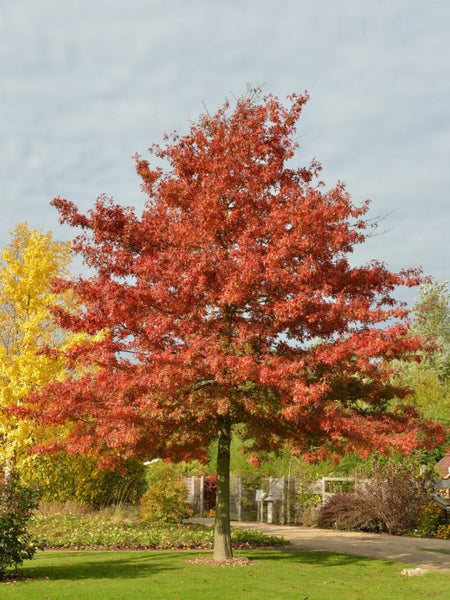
[0,0,448,304]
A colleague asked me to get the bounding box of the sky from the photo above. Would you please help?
[1,0,449,305]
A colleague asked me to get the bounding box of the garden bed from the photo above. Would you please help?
[29,511,286,551]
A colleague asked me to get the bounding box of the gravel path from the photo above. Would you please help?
[233,521,450,571]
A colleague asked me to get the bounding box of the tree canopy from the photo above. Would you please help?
[22,92,446,559]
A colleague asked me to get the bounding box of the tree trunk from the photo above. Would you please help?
[213,414,233,560]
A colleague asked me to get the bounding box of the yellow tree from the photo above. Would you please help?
[0,223,80,472]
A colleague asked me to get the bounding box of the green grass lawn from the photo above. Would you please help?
[1,550,449,600]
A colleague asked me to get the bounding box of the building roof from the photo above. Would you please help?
[436,453,450,478]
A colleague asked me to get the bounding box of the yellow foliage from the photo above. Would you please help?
[0,223,80,469]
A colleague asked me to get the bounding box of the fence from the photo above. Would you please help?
[185,475,369,524]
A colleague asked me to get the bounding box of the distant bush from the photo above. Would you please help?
[318,462,435,536]
[140,462,193,523]
[435,524,450,540]
[21,454,146,509]
[318,492,383,532]
[0,473,41,575]
[299,505,321,528]
[230,528,285,547]
[416,501,447,538]
[364,462,433,535]
[203,474,217,513]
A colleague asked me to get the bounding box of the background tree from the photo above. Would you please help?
[24,92,446,560]
[0,224,144,506]
[392,281,450,426]
[0,223,76,473]
[19,453,146,509]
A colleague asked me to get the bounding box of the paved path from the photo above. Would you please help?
[232,521,450,571]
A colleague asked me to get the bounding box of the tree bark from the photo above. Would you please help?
[213,414,233,560]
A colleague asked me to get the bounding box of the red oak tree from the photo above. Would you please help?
[24,92,445,559]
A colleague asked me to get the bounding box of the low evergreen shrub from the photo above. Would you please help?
[0,473,41,574]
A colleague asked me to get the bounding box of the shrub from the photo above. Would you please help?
[435,524,450,540]
[363,462,433,535]
[140,463,193,523]
[296,491,322,526]
[230,528,285,547]
[0,472,41,574]
[203,474,217,513]
[318,462,435,536]
[20,454,146,508]
[318,492,383,532]
[299,505,321,528]
[416,501,447,538]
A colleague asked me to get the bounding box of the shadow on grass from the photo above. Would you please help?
[17,549,394,583]
[244,549,394,569]
[21,551,182,582]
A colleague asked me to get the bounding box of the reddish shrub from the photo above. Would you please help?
[203,474,217,512]
[319,463,434,536]
[318,492,383,532]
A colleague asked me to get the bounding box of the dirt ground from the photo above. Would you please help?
[233,521,450,572]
